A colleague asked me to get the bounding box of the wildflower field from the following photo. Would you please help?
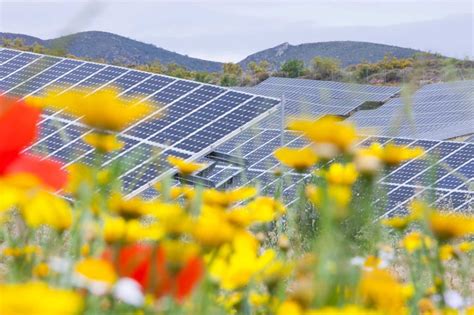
[0,88,473,315]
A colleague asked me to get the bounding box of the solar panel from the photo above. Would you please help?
[0,48,280,197]
[348,80,474,140]
[232,77,400,129]
[191,126,472,217]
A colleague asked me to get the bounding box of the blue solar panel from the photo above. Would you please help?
[0,52,40,79]
[0,48,281,197]
[0,49,21,64]
[7,59,83,97]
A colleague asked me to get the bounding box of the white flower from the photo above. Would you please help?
[350,256,365,266]
[48,256,72,273]
[73,273,111,296]
[378,246,394,263]
[444,290,464,309]
[113,278,144,306]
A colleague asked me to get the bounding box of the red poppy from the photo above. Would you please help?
[103,244,204,302]
[0,96,67,190]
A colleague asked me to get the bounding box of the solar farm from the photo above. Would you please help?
[1,46,474,314]
[0,47,472,216]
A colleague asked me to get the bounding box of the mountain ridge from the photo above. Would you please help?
[0,31,223,72]
[239,41,421,70]
[1,31,425,72]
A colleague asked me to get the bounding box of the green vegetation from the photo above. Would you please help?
[2,37,473,88]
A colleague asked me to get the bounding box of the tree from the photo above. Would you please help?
[221,63,243,86]
[248,60,270,83]
[220,74,239,87]
[310,57,341,80]
[223,63,243,77]
[280,60,306,78]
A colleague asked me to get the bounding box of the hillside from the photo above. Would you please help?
[0,31,223,72]
[239,41,421,70]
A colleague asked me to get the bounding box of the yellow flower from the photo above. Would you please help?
[364,255,383,270]
[0,184,24,213]
[401,232,432,253]
[246,196,286,222]
[192,206,236,247]
[81,244,90,257]
[40,88,154,132]
[288,116,358,154]
[274,147,318,172]
[0,282,83,315]
[359,269,410,314]
[259,260,293,287]
[418,298,436,315]
[168,185,196,200]
[82,132,124,153]
[382,216,411,231]
[33,263,50,278]
[129,220,163,243]
[249,292,270,307]
[356,143,424,168]
[103,216,127,244]
[428,212,474,241]
[306,184,352,211]
[64,163,93,195]
[307,305,384,314]
[167,156,206,176]
[325,162,358,186]
[108,193,150,220]
[74,258,117,294]
[409,200,433,220]
[161,240,200,268]
[439,244,454,261]
[21,192,73,231]
[382,143,424,166]
[277,300,303,315]
[210,233,275,290]
[150,202,191,235]
[203,186,257,208]
[458,241,474,253]
[225,197,285,227]
[2,245,41,258]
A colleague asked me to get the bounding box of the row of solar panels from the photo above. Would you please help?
[0,48,280,197]
[234,77,474,141]
[349,80,474,140]
[178,129,472,217]
[234,77,401,129]
[1,47,472,216]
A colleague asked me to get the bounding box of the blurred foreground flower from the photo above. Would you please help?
[38,88,154,132]
[36,88,155,154]
[103,244,203,302]
[168,155,206,176]
[274,147,318,172]
[0,282,83,315]
[0,96,67,191]
[288,116,358,158]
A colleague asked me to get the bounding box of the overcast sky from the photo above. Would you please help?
[0,0,472,61]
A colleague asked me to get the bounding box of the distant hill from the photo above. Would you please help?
[0,31,223,72]
[239,41,422,70]
[1,32,424,73]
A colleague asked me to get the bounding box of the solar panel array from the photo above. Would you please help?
[233,77,400,128]
[348,80,474,140]
[0,48,280,197]
[194,128,473,217]
[1,47,472,216]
